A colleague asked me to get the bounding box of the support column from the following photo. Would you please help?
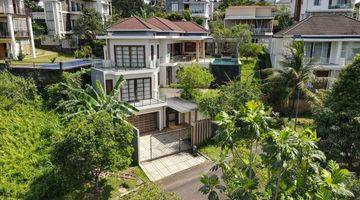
[196,41,200,62]
[181,42,185,55]
[27,17,36,58]
[7,14,16,59]
[336,41,343,65]
[202,40,206,59]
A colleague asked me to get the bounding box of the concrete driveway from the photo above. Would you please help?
[158,160,225,200]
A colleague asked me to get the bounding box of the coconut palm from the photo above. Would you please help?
[58,75,137,121]
[265,41,320,119]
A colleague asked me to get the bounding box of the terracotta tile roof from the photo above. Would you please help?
[172,21,208,34]
[108,16,161,32]
[146,16,184,32]
[274,14,360,37]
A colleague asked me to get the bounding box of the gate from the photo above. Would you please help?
[147,126,192,161]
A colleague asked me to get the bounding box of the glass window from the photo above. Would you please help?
[314,0,320,6]
[171,3,178,12]
[157,44,160,59]
[115,46,145,68]
[151,45,154,61]
[121,78,152,102]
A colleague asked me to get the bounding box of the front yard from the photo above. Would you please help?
[11,49,75,66]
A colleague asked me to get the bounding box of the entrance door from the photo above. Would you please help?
[0,43,6,59]
[166,107,179,128]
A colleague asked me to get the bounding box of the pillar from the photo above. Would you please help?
[202,40,206,59]
[7,14,16,59]
[336,41,343,65]
[196,41,200,62]
[27,17,36,58]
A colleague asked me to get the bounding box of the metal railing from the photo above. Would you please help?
[251,27,273,34]
[127,95,167,108]
[170,55,196,63]
[328,3,352,9]
[92,59,155,70]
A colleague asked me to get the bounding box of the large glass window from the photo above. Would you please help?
[115,46,145,68]
[314,0,321,6]
[121,78,151,102]
[304,42,331,64]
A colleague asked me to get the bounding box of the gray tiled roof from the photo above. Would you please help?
[274,14,360,37]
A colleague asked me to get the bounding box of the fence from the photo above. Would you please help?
[191,119,213,147]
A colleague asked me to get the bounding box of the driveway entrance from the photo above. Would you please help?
[139,126,192,162]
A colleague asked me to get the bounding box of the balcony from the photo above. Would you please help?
[170,55,196,63]
[14,30,28,38]
[92,59,156,71]
[328,2,352,9]
[127,96,167,108]
[251,27,273,35]
[0,29,9,38]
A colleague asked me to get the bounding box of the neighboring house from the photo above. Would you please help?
[291,0,356,21]
[0,0,36,59]
[224,6,274,46]
[165,0,214,29]
[355,0,360,19]
[92,16,211,141]
[40,0,112,48]
[270,14,360,88]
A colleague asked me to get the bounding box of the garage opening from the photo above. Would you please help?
[130,112,158,134]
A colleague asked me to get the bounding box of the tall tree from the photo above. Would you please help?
[315,55,360,171]
[264,41,319,118]
[73,8,106,42]
[112,0,144,18]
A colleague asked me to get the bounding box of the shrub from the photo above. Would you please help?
[74,45,92,58]
[17,50,25,61]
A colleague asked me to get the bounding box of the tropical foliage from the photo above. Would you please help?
[263,41,319,117]
[58,75,137,121]
[175,63,214,100]
[315,55,360,171]
[200,101,354,200]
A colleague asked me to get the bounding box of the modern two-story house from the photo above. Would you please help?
[0,0,36,59]
[92,16,211,141]
[291,0,356,21]
[165,0,214,29]
[41,0,112,48]
[224,6,274,47]
[270,14,360,88]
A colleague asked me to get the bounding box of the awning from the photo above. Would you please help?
[166,97,197,113]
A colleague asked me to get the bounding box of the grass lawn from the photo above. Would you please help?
[11,49,75,66]
[198,139,222,161]
[240,58,257,83]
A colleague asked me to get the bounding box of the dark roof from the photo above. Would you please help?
[108,16,161,32]
[146,16,184,32]
[166,97,197,113]
[274,14,360,37]
[173,21,208,34]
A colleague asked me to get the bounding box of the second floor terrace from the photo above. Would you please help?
[0,0,30,16]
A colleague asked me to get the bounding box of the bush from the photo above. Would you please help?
[176,63,214,100]
[193,17,204,26]
[17,50,25,61]
[121,183,180,200]
[74,45,92,58]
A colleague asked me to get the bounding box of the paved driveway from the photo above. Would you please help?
[140,152,206,181]
[158,160,225,200]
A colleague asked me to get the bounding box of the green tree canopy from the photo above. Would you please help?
[176,63,214,100]
[73,8,106,41]
[112,0,144,18]
[53,111,134,192]
[315,55,360,171]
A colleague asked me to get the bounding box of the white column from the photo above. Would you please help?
[27,17,36,58]
[196,41,200,62]
[7,14,16,59]
[336,41,343,65]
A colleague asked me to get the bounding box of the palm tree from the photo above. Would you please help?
[58,75,137,121]
[265,41,320,120]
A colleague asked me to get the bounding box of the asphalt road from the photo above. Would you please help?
[157,160,224,200]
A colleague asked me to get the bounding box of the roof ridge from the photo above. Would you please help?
[133,16,154,30]
[153,16,175,30]
[277,15,313,35]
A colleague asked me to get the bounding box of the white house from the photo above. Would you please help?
[290,0,356,21]
[165,0,214,30]
[0,0,36,59]
[224,6,274,46]
[270,14,360,88]
[41,0,112,48]
[92,16,211,137]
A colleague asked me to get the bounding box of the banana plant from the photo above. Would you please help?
[58,75,138,122]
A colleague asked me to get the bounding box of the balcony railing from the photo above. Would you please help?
[127,96,166,108]
[14,30,28,37]
[305,57,338,65]
[0,30,9,38]
[170,55,196,63]
[92,59,154,70]
[251,27,273,34]
[328,3,352,9]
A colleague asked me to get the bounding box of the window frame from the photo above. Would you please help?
[121,78,152,102]
[114,45,146,68]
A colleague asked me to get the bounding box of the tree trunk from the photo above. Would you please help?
[288,87,298,119]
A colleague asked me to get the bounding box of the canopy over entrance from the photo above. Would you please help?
[166,97,197,113]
